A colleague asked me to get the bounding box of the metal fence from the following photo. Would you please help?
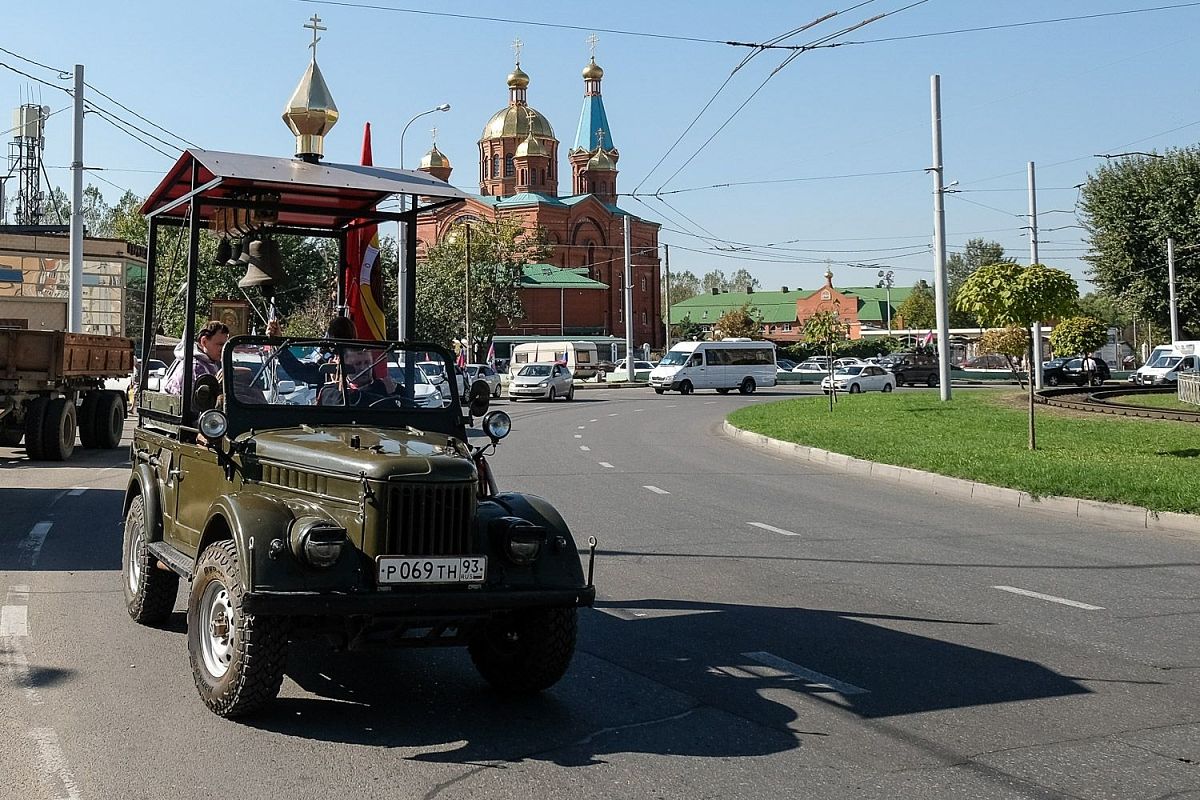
[1179,372,1200,406]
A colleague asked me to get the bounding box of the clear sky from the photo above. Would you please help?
[4,1,1199,294]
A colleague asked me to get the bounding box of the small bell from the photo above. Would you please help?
[225,239,244,267]
[215,237,232,266]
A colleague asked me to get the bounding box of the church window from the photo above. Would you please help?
[505,154,514,177]
[520,168,526,185]
[492,154,499,178]
[640,275,646,292]
[641,311,647,325]
[541,168,546,185]
[617,307,623,322]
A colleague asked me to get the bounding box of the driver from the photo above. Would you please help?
[317,346,398,407]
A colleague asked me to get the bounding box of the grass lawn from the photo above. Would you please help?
[728,390,1200,514]
[1105,392,1199,412]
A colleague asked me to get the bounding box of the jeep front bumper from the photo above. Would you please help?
[242,585,595,616]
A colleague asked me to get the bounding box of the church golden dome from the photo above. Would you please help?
[515,131,548,158]
[582,58,604,80]
[481,105,555,141]
[507,64,530,89]
[420,144,451,169]
[587,147,615,171]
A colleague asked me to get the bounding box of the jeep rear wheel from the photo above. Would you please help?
[469,607,577,694]
[187,540,286,717]
[122,493,178,625]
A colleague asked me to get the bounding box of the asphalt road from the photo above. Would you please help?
[2,385,1199,799]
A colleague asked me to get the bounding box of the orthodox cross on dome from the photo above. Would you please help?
[512,37,523,64]
[430,126,438,145]
[304,14,326,57]
[587,33,599,59]
[595,127,607,149]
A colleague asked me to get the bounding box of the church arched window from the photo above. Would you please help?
[505,154,514,177]
[519,168,526,184]
[492,154,499,178]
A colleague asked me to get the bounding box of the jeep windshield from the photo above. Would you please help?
[226,339,454,410]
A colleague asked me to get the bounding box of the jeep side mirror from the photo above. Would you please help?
[468,381,490,418]
[193,374,220,412]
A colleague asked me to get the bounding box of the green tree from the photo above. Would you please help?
[670,312,704,342]
[1080,148,1200,336]
[418,217,550,354]
[714,302,761,339]
[663,269,701,316]
[947,239,1015,326]
[803,306,850,411]
[701,269,726,294]
[955,262,1078,449]
[897,281,936,329]
[728,268,760,293]
[1049,316,1108,360]
[978,326,1031,387]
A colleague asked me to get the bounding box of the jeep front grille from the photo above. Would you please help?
[385,482,477,556]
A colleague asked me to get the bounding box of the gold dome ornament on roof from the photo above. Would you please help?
[515,129,548,158]
[587,147,615,171]
[507,65,530,89]
[582,57,603,80]
[420,144,451,169]
[283,15,339,162]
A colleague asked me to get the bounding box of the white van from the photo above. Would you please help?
[1133,341,1200,385]
[509,340,600,379]
[649,339,777,395]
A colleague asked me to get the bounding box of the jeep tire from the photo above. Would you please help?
[469,607,577,694]
[122,493,178,625]
[188,540,287,717]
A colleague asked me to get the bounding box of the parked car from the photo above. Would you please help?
[465,363,502,398]
[417,360,468,404]
[821,364,896,394]
[1043,357,1111,387]
[880,352,939,387]
[509,362,575,401]
[608,359,655,381]
[776,358,798,372]
[791,360,828,374]
[833,357,866,369]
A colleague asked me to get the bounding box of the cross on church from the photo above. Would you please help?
[595,127,606,149]
[512,37,523,64]
[430,126,438,145]
[304,14,326,56]
[587,33,599,59]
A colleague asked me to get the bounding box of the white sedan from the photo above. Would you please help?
[509,362,575,401]
[821,364,896,394]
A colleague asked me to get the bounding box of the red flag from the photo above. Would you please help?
[344,123,386,341]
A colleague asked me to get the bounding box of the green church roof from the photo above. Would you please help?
[520,263,609,289]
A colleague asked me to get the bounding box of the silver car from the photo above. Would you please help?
[508,362,575,401]
[466,363,503,398]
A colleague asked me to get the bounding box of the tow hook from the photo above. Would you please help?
[587,536,597,587]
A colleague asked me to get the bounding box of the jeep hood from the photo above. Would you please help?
[243,425,476,481]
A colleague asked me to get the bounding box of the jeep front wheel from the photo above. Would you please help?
[122,494,179,625]
[469,607,577,694]
[187,540,286,717]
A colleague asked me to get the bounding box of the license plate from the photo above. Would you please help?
[376,556,487,585]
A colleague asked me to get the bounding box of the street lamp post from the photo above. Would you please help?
[396,103,450,339]
[876,269,894,334]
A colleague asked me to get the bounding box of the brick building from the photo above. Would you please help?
[415,52,663,348]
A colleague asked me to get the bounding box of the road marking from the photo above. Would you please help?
[634,408,644,412]
[704,401,716,405]
[580,446,591,451]
[574,434,583,438]
[992,585,1104,610]
[578,425,586,429]
[643,485,669,494]
[590,418,598,422]
[666,404,677,408]
[749,521,801,537]
[67,488,87,496]
[31,728,82,800]
[598,462,615,469]
[18,522,53,567]
[743,651,868,695]
[0,605,29,637]
[608,413,619,417]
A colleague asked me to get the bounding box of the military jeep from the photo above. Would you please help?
[124,149,595,717]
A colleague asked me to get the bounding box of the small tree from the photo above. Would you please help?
[714,302,762,339]
[897,282,936,329]
[804,307,850,411]
[955,263,1078,449]
[1049,316,1108,360]
[978,327,1031,388]
[671,313,704,342]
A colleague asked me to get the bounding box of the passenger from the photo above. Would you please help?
[163,321,230,395]
[317,346,398,407]
[269,315,356,387]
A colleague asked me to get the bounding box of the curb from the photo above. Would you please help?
[721,420,1199,535]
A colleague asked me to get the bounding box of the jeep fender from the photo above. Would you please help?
[124,464,163,542]
[490,491,587,586]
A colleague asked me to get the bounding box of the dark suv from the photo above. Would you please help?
[881,352,940,387]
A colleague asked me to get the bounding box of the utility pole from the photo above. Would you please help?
[69,64,85,333]
[663,243,672,345]
[929,74,951,400]
[623,214,634,381]
[1029,161,1043,389]
[1168,237,1179,342]
[397,202,407,338]
[464,224,472,361]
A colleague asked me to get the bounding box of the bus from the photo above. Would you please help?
[648,339,776,395]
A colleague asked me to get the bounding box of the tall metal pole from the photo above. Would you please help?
[663,243,672,345]
[1168,237,1179,342]
[397,200,407,339]
[623,214,634,381]
[68,64,85,333]
[1029,161,1044,389]
[464,224,472,360]
[930,75,951,400]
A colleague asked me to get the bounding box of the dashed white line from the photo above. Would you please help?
[744,651,868,695]
[574,434,583,438]
[598,462,615,469]
[748,521,801,537]
[0,604,29,637]
[643,485,669,495]
[580,446,591,451]
[992,585,1104,610]
[18,522,53,567]
[666,405,677,408]
[634,408,644,412]
[31,728,82,800]
[704,401,717,405]
[590,418,598,422]
[67,488,87,497]
[608,413,619,417]
[578,425,586,429]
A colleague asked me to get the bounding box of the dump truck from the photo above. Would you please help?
[0,328,134,459]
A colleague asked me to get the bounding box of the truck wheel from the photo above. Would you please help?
[188,540,287,717]
[122,494,178,625]
[78,393,100,448]
[469,607,577,694]
[739,377,756,395]
[94,392,125,449]
[23,397,48,459]
[40,397,76,461]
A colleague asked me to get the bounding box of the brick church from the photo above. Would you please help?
[414,48,664,349]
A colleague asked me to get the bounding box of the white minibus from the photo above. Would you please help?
[649,339,777,395]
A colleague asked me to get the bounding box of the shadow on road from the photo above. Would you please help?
[238,597,1089,769]
[0,487,125,571]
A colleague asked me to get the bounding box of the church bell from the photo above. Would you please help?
[237,238,286,296]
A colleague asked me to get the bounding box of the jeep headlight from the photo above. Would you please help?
[198,408,228,439]
[482,410,511,441]
[288,516,347,568]
[492,516,545,565]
